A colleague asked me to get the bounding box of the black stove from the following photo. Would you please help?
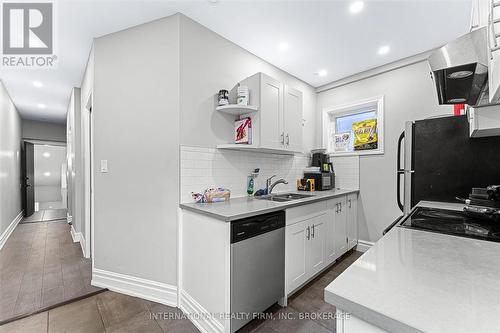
[400,207,500,242]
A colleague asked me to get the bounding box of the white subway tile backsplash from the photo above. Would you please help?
[331,156,360,190]
[180,145,310,203]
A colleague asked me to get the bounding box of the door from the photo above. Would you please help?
[22,141,35,217]
[334,197,347,256]
[260,74,284,150]
[283,85,303,152]
[286,220,308,294]
[307,213,326,277]
[346,194,358,250]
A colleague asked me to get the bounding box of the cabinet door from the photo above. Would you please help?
[334,197,348,256]
[346,194,358,250]
[325,200,337,265]
[286,220,308,294]
[260,74,284,150]
[283,85,303,152]
[307,213,327,277]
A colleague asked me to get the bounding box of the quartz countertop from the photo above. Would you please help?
[324,201,500,333]
[179,189,358,221]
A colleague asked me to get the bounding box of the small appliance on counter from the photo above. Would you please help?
[300,149,335,191]
[303,172,334,191]
[457,185,500,222]
[297,178,315,192]
[311,149,333,173]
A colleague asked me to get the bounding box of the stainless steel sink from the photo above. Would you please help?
[255,193,315,202]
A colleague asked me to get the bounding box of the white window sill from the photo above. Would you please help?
[328,149,384,157]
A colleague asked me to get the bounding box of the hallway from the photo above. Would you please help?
[0,218,101,323]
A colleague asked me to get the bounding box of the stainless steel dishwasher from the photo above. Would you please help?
[230,211,285,332]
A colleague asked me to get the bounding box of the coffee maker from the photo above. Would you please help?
[311,152,333,173]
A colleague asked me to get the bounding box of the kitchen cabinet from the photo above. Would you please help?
[283,85,303,152]
[468,104,500,137]
[346,193,358,250]
[471,0,500,104]
[285,209,327,294]
[219,72,303,154]
[334,197,348,257]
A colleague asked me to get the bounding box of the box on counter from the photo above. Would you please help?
[235,117,252,144]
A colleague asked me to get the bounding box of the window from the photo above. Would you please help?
[322,96,384,156]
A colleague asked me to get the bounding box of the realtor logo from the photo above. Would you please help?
[2,1,56,67]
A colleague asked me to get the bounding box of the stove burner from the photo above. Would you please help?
[401,207,500,242]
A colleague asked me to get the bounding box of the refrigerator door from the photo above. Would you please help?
[411,115,500,207]
[396,121,414,214]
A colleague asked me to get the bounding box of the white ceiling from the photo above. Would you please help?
[0,0,471,124]
[34,144,66,186]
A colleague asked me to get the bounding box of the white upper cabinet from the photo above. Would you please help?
[472,0,500,103]
[230,72,303,154]
[260,75,285,150]
[283,85,304,153]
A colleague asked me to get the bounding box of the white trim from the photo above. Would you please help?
[83,92,93,261]
[316,49,436,93]
[177,208,183,307]
[92,268,178,307]
[80,232,87,257]
[356,240,375,252]
[0,211,23,250]
[322,95,384,156]
[70,225,82,243]
[179,290,224,333]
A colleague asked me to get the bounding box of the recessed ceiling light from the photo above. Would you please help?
[349,1,364,14]
[317,69,328,77]
[33,81,43,88]
[43,172,51,177]
[207,0,219,4]
[43,152,50,158]
[279,41,289,51]
[37,103,46,109]
[378,45,390,55]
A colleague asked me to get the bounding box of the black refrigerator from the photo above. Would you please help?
[397,115,500,214]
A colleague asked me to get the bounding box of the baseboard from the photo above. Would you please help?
[70,225,82,243]
[91,269,177,307]
[179,290,224,333]
[356,240,375,252]
[67,215,73,224]
[0,211,23,250]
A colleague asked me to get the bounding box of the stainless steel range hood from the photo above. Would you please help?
[428,27,489,106]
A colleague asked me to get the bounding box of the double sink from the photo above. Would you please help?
[255,193,315,202]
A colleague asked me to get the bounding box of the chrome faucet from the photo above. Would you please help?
[266,175,289,194]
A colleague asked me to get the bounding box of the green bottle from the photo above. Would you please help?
[247,176,254,195]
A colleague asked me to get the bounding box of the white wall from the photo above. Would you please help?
[317,60,452,242]
[67,88,84,233]
[178,15,317,152]
[92,15,180,285]
[22,119,66,142]
[34,144,66,205]
[0,80,22,236]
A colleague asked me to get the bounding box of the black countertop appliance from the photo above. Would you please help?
[312,152,332,173]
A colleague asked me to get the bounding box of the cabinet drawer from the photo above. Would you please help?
[286,201,327,226]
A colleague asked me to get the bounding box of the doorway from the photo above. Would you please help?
[22,141,67,222]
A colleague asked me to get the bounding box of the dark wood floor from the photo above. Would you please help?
[0,250,362,333]
[0,218,100,323]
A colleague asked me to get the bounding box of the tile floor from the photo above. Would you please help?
[20,209,68,224]
[0,218,101,323]
[0,250,363,333]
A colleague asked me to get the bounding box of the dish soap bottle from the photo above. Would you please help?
[247,168,259,196]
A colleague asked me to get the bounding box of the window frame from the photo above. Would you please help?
[322,96,385,156]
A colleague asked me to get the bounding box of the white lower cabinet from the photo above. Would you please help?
[286,193,358,296]
[286,211,327,294]
[346,193,358,250]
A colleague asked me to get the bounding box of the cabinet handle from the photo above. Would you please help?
[339,202,342,213]
[286,133,290,145]
[280,132,285,144]
[306,226,310,240]
[335,203,339,213]
[311,224,315,239]
[349,199,351,208]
